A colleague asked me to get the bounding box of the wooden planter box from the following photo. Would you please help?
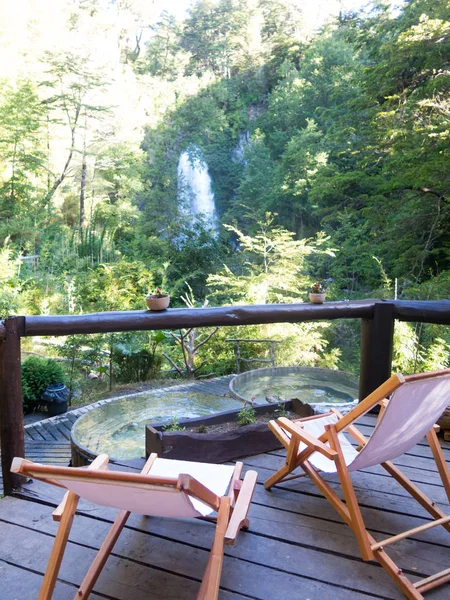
[437,405,450,441]
[145,399,313,463]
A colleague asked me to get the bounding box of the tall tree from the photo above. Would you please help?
[40,51,110,229]
[0,80,46,231]
[182,0,250,78]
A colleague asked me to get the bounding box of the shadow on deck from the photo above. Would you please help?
[1,413,450,599]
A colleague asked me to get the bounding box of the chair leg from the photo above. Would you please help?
[74,509,131,600]
[426,427,450,502]
[327,425,374,561]
[197,497,231,600]
[265,431,300,490]
[382,460,450,533]
[372,546,424,600]
[302,456,425,598]
[38,491,80,600]
[74,452,159,599]
[264,464,291,490]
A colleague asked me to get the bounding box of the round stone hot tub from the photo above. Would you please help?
[229,366,359,413]
[71,386,244,465]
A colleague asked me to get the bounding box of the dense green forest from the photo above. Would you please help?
[1,0,450,395]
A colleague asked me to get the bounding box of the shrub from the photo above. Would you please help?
[237,405,257,426]
[162,417,185,432]
[21,356,66,413]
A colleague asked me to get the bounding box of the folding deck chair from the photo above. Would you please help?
[11,453,257,600]
[264,369,450,600]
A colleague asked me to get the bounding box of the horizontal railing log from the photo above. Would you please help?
[391,300,450,324]
[18,300,376,338]
[2,297,450,496]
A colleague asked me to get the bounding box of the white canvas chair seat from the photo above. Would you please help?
[265,370,450,600]
[57,458,236,518]
[350,374,450,471]
[291,413,359,473]
[11,454,257,600]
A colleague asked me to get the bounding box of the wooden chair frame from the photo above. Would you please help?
[11,454,257,600]
[264,371,450,600]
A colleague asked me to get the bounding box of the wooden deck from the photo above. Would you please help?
[1,413,450,599]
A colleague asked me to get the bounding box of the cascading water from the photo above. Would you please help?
[232,131,251,164]
[177,149,218,234]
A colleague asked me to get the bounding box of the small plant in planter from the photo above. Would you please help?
[162,416,185,432]
[309,281,327,304]
[237,405,257,426]
[146,287,170,311]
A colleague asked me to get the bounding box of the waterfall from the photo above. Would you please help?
[177,149,218,234]
[232,131,251,165]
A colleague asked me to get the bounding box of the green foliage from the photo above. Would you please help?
[208,213,334,305]
[422,337,450,372]
[182,0,251,78]
[136,12,185,79]
[0,79,47,246]
[311,281,326,294]
[2,0,450,381]
[112,332,164,383]
[392,321,419,374]
[162,417,186,432]
[275,401,288,418]
[21,356,66,413]
[0,239,21,317]
[73,259,155,313]
[237,404,257,426]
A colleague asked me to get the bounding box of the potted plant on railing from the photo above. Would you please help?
[309,281,327,304]
[146,288,170,311]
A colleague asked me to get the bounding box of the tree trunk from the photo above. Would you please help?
[79,155,87,231]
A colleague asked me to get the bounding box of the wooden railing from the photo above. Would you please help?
[2,298,450,494]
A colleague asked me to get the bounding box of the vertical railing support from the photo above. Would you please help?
[359,302,395,401]
[0,316,26,494]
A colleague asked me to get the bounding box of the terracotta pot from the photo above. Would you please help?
[309,292,326,304]
[146,294,170,311]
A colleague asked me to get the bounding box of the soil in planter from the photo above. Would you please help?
[184,410,299,435]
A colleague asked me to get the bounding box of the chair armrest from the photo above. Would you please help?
[178,474,221,512]
[225,470,257,545]
[52,453,111,521]
[268,419,291,449]
[277,417,337,460]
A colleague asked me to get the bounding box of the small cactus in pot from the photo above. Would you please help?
[146,287,170,311]
[309,281,326,304]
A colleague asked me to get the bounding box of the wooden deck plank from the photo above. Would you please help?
[25,423,47,441]
[242,459,450,519]
[0,560,105,600]
[39,420,67,442]
[0,521,239,600]
[63,412,79,425]
[244,451,450,506]
[7,458,450,593]
[1,396,449,600]
[2,485,450,599]
[51,420,72,440]
[0,507,380,600]
[23,426,41,441]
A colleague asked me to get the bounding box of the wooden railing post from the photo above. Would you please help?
[0,316,25,494]
[359,302,395,401]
